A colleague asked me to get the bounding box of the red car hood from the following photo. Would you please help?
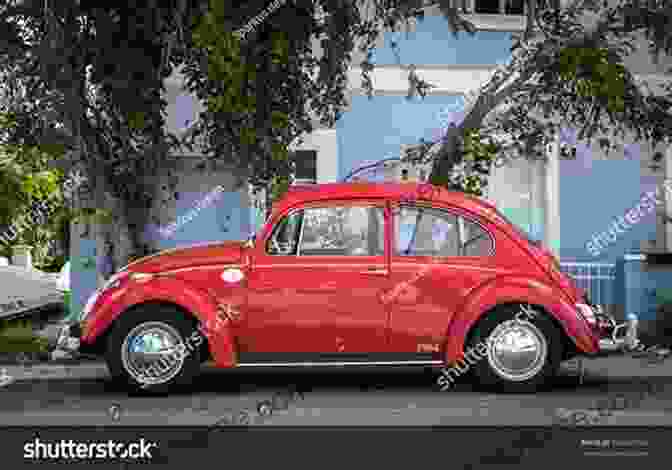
[123,241,246,273]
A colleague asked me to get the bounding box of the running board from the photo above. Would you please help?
[236,360,444,367]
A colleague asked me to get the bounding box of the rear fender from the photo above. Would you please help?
[443,276,598,364]
[83,277,238,367]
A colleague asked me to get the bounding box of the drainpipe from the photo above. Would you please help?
[665,145,672,252]
[544,133,561,256]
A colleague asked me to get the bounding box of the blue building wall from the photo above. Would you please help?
[69,238,98,321]
[339,15,517,179]
[370,16,514,66]
[70,189,246,319]
[144,190,246,251]
[558,140,659,263]
[615,256,672,322]
[337,94,465,180]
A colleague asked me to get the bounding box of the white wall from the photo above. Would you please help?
[290,129,339,183]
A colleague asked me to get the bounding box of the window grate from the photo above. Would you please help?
[456,0,525,15]
[291,150,317,183]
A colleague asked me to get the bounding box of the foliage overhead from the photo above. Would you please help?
[0,0,671,269]
[411,0,672,195]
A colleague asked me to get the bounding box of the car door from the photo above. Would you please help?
[387,203,498,357]
[296,201,389,357]
[242,207,334,357]
[242,200,390,361]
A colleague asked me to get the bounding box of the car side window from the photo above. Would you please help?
[459,217,493,256]
[395,206,493,257]
[266,210,303,255]
[298,206,385,256]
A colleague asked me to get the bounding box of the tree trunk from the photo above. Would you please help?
[428,124,462,186]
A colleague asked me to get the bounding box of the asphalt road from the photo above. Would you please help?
[1,356,672,426]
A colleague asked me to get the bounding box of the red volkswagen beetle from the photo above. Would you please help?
[57,182,639,393]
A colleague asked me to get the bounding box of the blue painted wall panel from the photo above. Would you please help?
[371,16,513,66]
[337,94,465,180]
[69,237,97,320]
[560,154,658,263]
[146,190,245,251]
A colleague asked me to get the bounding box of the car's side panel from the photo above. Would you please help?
[82,276,239,367]
[443,275,600,365]
[386,258,503,355]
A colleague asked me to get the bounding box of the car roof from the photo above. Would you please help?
[274,182,500,220]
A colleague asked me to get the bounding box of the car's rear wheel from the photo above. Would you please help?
[106,305,202,394]
[466,304,563,393]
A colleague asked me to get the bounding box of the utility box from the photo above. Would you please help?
[616,252,672,345]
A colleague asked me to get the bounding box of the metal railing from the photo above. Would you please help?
[560,262,616,308]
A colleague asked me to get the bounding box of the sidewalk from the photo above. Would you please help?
[0,360,107,383]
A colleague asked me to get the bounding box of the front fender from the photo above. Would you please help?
[82,277,238,367]
[444,275,599,364]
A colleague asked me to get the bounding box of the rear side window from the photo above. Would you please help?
[459,217,493,257]
[395,206,493,257]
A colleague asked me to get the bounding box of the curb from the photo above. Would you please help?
[0,356,102,366]
[0,362,108,383]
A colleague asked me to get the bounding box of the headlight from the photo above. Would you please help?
[80,289,101,321]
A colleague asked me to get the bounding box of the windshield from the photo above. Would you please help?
[246,211,274,246]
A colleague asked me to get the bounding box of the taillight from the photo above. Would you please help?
[576,303,597,325]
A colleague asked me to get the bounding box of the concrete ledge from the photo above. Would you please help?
[0,353,100,366]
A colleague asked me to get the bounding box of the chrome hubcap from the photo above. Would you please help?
[486,319,547,382]
[121,322,185,386]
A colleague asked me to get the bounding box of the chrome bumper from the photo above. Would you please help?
[576,303,640,353]
[54,323,81,354]
[596,312,641,353]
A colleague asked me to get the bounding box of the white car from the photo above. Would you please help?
[0,263,66,321]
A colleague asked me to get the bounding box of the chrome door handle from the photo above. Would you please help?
[251,283,279,292]
[360,267,388,276]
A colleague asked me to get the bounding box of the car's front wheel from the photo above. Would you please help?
[466,304,563,393]
[106,305,203,394]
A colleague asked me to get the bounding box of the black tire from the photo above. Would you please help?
[105,305,202,395]
[465,304,563,393]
